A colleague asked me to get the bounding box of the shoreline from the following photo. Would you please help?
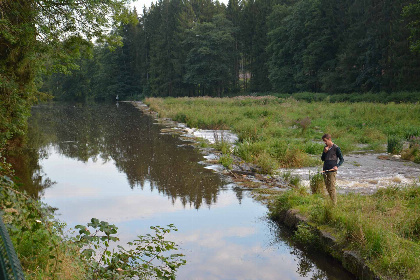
[131,100,419,280]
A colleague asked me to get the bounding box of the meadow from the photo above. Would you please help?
[145,96,420,173]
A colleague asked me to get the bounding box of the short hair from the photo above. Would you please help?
[322,134,331,140]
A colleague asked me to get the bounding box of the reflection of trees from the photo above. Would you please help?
[22,102,224,208]
[6,106,56,199]
[266,221,355,280]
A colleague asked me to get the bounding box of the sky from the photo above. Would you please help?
[131,0,229,12]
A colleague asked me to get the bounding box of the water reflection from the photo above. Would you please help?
[19,102,223,208]
[11,102,355,279]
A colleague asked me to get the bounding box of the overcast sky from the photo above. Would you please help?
[131,0,229,13]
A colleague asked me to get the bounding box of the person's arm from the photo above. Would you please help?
[336,147,344,167]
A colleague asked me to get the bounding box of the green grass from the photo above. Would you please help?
[269,185,420,280]
[145,96,420,170]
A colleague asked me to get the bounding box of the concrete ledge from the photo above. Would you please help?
[278,209,382,280]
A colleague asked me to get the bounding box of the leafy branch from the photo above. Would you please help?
[75,219,186,280]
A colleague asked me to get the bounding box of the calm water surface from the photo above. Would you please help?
[15,102,355,280]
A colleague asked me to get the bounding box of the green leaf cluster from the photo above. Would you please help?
[75,219,186,280]
[0,0,131,151]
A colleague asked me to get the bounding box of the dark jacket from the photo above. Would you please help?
[321,144,344,171]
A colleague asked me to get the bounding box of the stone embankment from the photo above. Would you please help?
[276,209,382,280]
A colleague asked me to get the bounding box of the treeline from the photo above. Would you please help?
[43,0,420,102]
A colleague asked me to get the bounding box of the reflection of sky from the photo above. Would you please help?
[39,145,351,280]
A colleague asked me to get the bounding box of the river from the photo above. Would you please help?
[13,102,355,279]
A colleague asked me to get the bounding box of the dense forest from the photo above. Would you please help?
[1,0,420,151]
[42,0,420,102]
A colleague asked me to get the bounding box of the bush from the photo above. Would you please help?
[255,151,278,174]
[402,136,420,163]
[291,92,328,102]
[294,223,319,248]
[75,219,186,279]
[304,142,324,155]
[309,172,325,194]
[219,153,233,169]
[387,135,404,154]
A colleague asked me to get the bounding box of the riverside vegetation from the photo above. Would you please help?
[145,96,420,280]
[269,186,420,280]
[145,96,420,173]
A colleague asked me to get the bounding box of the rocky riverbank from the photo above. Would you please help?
[131,100,420,280]
[131,101,420,197]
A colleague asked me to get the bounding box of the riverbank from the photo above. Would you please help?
[144,96,420,171]
[138,97,420,194]
[269,186,420,280]
[134,97,420,280]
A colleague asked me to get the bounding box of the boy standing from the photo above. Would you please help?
[321,134,344,205]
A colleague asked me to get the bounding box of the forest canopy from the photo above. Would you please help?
[43,0,420,102]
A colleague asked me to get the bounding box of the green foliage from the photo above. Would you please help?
[184,14,237,96]
[0,0,132,151]
[255,151,278,174]
[75,219,186,280]
[0,175,85,279]
[0,175,186,279]
[147,96,420,169]
[309,172,325,194]
[403,1,420,53]
[267,0,420,93]
[289,175,301,188]
[269,185,420,280]
[38,0,420,102]
[294,223,319,249]
[219,153,233,169]
[304,142,324,155]
[402,137,420,163]
[387,135,404,154]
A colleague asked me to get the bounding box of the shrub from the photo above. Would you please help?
[402,136,420,163]
[292,92,328,102]
[255,151,278,174]
[309,172,325,194]
[219,153,233,169]
[387,135,404,154]
[293,223,319,248]
[289,175,301,187]
[304,142,324,155]
[75,219,186,279]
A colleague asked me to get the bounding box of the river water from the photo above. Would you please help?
[14,102,355,280]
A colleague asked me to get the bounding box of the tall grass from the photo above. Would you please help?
[145,97,420,169]
[269,185,420,280]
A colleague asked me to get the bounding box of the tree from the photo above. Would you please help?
[403,0,420,53]
[184,14,237,96]
[0,0,132,150]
